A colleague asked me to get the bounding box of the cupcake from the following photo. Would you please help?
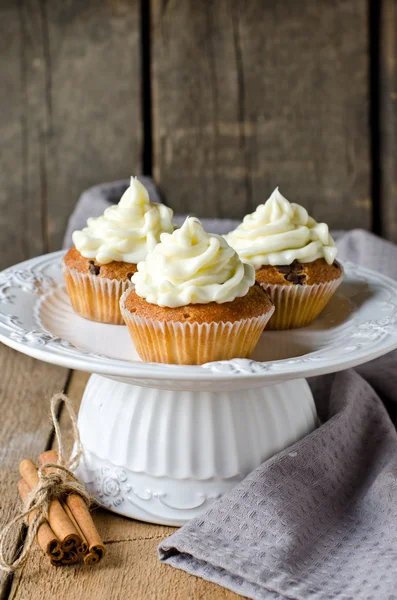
[120,217,274,364]
[63,177,174,324]
[225,188,343,330]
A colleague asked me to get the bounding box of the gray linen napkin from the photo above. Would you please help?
[65,182,397,600]
[158,230,397,600]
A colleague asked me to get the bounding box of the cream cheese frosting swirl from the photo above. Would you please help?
[72,177,174,264]
[132,217,255,307]
[225,188,337,267]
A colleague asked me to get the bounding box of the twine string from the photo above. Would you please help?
[0,393,91,573]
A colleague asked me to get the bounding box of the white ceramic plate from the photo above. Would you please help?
[1,251,397,387]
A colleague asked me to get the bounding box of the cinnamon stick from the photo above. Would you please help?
[32,452,88,555]
[62,503,88,555]
[83,546,105,566]
[38,451,106,564]
[19,459,81,552]
[54,549,79,566]
[67,494,105,565]
[17,480,64,563]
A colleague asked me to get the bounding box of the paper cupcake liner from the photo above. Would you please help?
[63,265,133,325]
[258,276,343,330]
[120,291,274,364]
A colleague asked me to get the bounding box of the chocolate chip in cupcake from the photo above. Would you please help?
[63,176,174,324]
[225,187,343,329]
[88,261,100,276]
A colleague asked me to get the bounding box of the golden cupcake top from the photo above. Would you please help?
[225,188,337,267]
[72,177,174,265]
[131,217,255,308]
[122,285,273,324]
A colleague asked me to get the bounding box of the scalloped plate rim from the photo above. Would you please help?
[0,250,397,384]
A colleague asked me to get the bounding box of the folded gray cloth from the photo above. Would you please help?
[65,181,397,599]
[158,230,397,600]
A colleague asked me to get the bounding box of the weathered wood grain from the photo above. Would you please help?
[152,0,371,229]
[380,0,397,242]
[0,0,142,270]
[10,538,241,600]
[0,345,69,596]
[45,0,142,252]
[9,369,239,599]
[0,0,51,269]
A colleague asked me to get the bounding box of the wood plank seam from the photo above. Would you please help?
[230,2,252,216]
[6,368,240,599]
[141,0,154,175]
[379,0,397,241]
[0,363,72,600]
[38,0,52,255]
[105,535,167,545]
[151,0,371,226]
[369,0,382,236]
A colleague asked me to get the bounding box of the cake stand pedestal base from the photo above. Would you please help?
[75,374,317,526]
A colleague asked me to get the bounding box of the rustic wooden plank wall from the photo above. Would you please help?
[0,0,142,271]
[152,0,371,229]
[380,0,397,241]
[1,0,397,270]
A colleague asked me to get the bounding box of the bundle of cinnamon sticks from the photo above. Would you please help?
[18,450,105,566]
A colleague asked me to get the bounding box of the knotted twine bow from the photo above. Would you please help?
[0,393,91,573]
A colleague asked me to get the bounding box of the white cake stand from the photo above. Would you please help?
[1,252,397,526]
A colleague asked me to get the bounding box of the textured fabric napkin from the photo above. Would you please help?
[66,181,397,600]
[158,231,397,600]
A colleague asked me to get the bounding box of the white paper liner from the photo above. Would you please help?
[63,265,133,324]
[259,275,343,330]
[120,289,274,364]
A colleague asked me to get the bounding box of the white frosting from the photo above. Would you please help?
[132,217,255,308]
[225,188,338,267]
[72,177,174,264]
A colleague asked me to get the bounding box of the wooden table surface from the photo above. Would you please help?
[0,344,240,600]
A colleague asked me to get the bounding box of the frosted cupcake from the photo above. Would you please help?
[225,188,343,330]
[120,217,274,364]
[63,177,174,324]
